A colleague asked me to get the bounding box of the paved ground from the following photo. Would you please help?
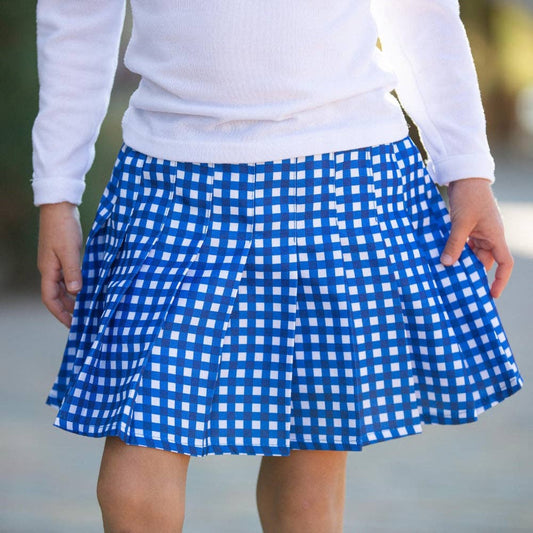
[1,147,532,532]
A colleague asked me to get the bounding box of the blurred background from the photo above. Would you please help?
[1,0,532,531]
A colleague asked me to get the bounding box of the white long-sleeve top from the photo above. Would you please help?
[31,0,496,206]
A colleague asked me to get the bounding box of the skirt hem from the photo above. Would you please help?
[45,378,523,457]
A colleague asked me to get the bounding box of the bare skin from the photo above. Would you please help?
[442,178,514,298]
[97,437,347,533]
[37,201,83,328]
[38,178,514,531]
[256,450,348,533]
[97,437,191,532]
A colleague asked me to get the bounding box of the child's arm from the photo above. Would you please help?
[31,0,127,207]
[33,0,126,326]
[370,0,495,187]
[371,0,513,297]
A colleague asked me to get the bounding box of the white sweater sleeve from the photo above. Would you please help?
[370,0,496,186]
[31,0,127,206]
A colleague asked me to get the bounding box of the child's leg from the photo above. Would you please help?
[256,450,347,533]
[97,436,191,533]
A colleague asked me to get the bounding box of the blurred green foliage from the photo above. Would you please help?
[1,0,532,292]
[1,2,40,291]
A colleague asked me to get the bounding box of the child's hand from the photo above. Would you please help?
[440,177,513,299]
[37,202,83,328]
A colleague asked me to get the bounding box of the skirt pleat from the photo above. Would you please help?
[45,135,523,456]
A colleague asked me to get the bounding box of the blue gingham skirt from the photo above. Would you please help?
[46,134,523,456]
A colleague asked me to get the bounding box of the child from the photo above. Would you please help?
[33,1,523,531]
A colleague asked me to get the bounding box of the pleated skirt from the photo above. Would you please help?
[45,134,523,456]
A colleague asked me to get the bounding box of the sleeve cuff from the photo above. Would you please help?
[31,176,86,207]
[426,152,496,186]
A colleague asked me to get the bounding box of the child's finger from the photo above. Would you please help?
[57,248,83,295]
[489,242,514,299]
[472,247,494,271]
[41,276,72,328]
[440,218,473,266]
[58,280,77,314]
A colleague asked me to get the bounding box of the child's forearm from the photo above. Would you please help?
[371,0,495,187]
[31,0,127,208]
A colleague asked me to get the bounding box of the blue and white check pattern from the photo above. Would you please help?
[46,135,523,455]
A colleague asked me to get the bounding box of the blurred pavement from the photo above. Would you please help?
[1,147,532,532]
